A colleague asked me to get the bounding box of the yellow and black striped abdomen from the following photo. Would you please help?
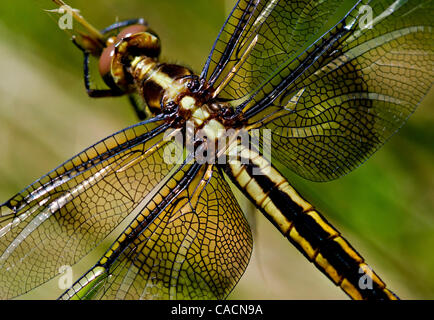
[223,145,398,300]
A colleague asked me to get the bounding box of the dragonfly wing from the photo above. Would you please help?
[204,0,433,181]
[246,0,433,181]
[201,0,357,100]
[60,163,252,300]
[0,116,183,298]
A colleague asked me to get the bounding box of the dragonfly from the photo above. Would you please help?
[0,0,433,300]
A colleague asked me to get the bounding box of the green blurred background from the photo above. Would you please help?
[0,0,432,299]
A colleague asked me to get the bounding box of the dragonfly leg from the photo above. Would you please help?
[99,18,147,35]
[82,51,124,98]
[127,94,149,120]
[223,145,399,300]
[72,37,124,98]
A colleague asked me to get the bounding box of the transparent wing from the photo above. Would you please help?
[201,0,357,100]
[60,163,252,300]
[243,0,434,181]
[0,116,184,298]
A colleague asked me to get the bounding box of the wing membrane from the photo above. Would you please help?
[60,163,252,300]
[201,0,355,100]
[242,0,433,181]
[0,117,184,298]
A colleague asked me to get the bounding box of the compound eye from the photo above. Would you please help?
[116,24,148,41]
[98,42,115,78]
[98,24,148,81]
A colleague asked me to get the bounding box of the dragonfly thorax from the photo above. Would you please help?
[96,24,240,135]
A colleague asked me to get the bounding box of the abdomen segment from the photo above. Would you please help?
[222,143,398,300]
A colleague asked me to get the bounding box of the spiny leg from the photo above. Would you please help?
[100,18,147,35]
[127,95,149,121]
[72,38,124,98]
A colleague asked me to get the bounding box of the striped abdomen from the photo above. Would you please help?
[223,144,399,300]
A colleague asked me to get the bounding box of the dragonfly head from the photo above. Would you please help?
[98,24,150,77]
[49,1,161,95]
[98,25,151,78]
[98,24,161,92]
